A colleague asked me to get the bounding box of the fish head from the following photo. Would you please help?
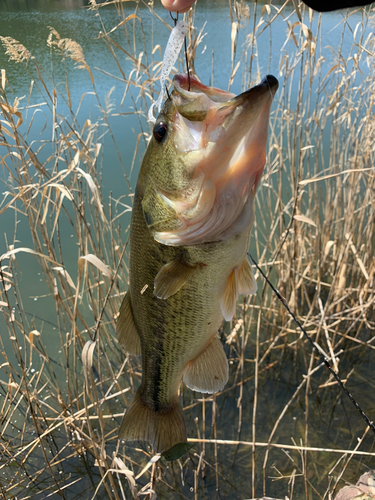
[141,73,278,246]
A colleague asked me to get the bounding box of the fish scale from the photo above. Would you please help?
[131,186,228,395]
[117,73,278,454]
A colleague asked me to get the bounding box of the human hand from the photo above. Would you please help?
[161,0,195,12]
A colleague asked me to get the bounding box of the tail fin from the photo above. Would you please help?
[119,390,187,453]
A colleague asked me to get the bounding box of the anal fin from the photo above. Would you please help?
[116,292,141,355]
[154,252,203,300]
[238,256,257,295]
[183,336,228,393]
[119,390,187,453]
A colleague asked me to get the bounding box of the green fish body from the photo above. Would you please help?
[117,74,278,453]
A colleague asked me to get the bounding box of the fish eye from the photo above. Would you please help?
[153,122,168,143]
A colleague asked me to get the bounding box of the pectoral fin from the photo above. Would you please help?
[220,268,238,321]
[183,336,228,393]
[116,292,141,355]
[237,257,257,295]
[220,258,257,321]
[154,252,203,300]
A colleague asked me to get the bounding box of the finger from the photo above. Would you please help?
[161,0,195,13]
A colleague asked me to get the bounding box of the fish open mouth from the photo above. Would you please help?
[153,74,279,246]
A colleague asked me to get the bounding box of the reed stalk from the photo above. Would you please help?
[0,1,374,498]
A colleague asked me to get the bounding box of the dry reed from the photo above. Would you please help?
[0,0,374,498]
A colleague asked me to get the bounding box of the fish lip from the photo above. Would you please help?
[236,75,279,101]
[172,73,236,103]
[171,73,278,130]
[215,75,279,122]
[171,74,236,121]
[172,73,279,105]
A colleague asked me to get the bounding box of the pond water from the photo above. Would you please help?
[0,1,374,499]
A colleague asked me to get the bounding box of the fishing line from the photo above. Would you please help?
[170,10,178,24]
[184,35,191,91]
[248,252,375,437]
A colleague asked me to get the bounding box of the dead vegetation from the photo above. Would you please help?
[0,0,374,498]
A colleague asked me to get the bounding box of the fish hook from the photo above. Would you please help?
[170,11,178,25]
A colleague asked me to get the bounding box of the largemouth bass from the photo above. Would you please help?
[117,74,278,453]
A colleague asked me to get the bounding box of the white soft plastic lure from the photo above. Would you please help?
[148,20,188,123]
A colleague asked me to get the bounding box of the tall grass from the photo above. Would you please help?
[0,0,374,498]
